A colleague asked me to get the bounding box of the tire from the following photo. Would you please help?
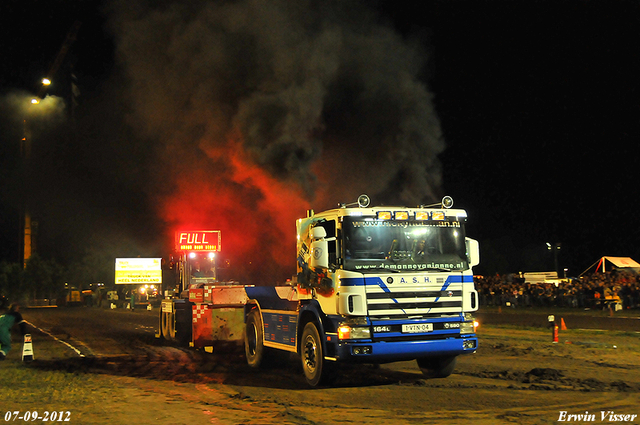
[416,355,457,378]
[161,310,175,341]
[245,309,264,368]
[301,322,327,387]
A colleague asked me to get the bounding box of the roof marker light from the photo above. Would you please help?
[442,196,454,209]
[357,194,370,208]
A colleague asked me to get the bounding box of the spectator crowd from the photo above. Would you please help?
[475,270,640,310]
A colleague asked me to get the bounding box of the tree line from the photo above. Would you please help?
[0,251,116,306]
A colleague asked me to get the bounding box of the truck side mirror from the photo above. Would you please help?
[310,226,329,269]
[311,226,326,239]
[466,238,480,268]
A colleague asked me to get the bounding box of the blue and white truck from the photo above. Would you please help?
[159,195,480,386]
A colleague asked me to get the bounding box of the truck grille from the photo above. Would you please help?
[366,286,463,316]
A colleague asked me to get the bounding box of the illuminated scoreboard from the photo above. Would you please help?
[175,230,221,252]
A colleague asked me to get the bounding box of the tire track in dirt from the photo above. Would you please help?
[459,367,640,392]
[29,346,233,381]
[24,320,86,357]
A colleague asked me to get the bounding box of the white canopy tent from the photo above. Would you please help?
[579,256,640,276]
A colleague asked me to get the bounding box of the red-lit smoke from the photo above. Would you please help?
[160,136,310,283]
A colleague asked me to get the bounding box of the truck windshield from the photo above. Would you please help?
[187,254,216,284]
[342,217,469,272]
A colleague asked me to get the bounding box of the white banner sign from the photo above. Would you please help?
[115,258,162,284]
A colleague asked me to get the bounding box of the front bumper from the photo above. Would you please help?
[326,335,477,363]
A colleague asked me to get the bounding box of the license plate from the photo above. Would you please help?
[402,323,433,333]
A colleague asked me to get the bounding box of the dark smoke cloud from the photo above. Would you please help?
[107,0,443,204]
[105,0,444,280]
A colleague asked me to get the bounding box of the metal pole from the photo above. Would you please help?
[21,119,32,268]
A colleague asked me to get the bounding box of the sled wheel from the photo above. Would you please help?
[161,310,175,341]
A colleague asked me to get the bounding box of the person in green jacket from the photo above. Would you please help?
[0,303,27,360]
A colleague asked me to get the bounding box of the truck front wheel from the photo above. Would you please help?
[245,309,264,368]
[301,322,327,387]
[417,355,457,378]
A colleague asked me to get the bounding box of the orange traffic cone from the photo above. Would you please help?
[552,324,559,343]
[560,318,567,331]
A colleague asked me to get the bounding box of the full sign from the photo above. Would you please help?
[175,230,221,252]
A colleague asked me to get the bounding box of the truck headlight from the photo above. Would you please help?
[461,313,477,334]
[338,325,371,340]
[460,321,475,335]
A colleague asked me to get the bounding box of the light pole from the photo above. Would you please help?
[21,107,34,268]
[21,79,50,267]
[19,19,80,266]
[547,242,561,278]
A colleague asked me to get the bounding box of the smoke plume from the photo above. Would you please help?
[106,0,444,282]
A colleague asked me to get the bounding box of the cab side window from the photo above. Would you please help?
[316,219,337,267]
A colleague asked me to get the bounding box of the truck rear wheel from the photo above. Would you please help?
[301,322,328,387]
[417,355,457,378]
[245,309,264,368]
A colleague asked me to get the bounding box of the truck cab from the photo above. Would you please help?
[245,195,480,386]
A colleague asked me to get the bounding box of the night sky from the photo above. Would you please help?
[1,0,639,281]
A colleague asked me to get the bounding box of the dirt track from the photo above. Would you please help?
[9,306,640,424]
